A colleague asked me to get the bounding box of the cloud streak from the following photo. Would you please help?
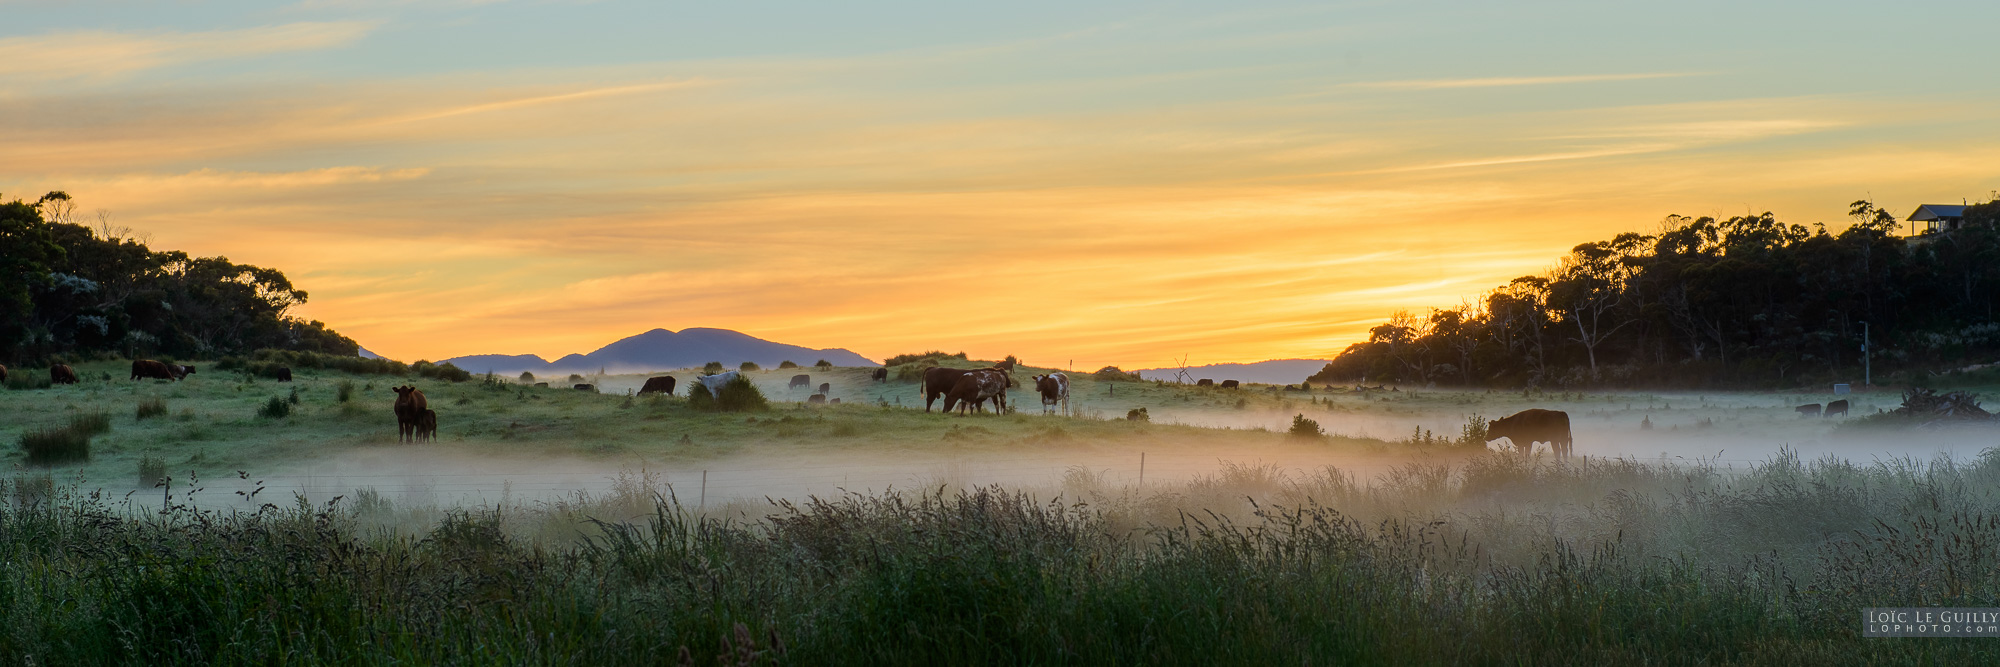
[1349,72,1703,91]
[0,21,376,82]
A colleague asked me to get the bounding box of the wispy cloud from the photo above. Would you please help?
[0,21,376,82]
[1349,72,1703,91]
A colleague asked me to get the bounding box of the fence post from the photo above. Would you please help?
[700,470,707,511]
[1138,452,1145,493]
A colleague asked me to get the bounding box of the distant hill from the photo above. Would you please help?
[440,328,878,376]
[1134,359,1330,385]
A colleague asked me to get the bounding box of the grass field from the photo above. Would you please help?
[5,359,2000,663]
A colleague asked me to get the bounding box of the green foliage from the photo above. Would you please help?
[1457,414,1489,447]
[287,387,301,405]
[1288,413,1323,439]
[1094,366,1142,381]
[219,349,406,379]
[136,396,167,420]
[259,396,292,419]
[18,423,91,464]
[778,360,799,369]
[336,380,354,403]
[410,360,471,382]
[69,410,111,436]
[686,376,768,412]
[814,359,833,369]
[883,350,966,366]
[6,371,52,390]
[1125,407,1150,422]
[702,361,724,375]
[739,361,761,372]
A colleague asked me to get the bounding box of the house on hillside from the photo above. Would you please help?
[1908,203,1968,234]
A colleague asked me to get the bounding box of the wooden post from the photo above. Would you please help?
[700,470,707,511]
[1138,452,1145,493]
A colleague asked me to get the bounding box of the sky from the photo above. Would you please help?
[3,1,1998,369]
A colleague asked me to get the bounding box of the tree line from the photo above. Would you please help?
[0,192,357,365]
[1310,199,2000,389]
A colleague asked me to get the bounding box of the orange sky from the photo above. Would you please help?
[5,3,1998,368]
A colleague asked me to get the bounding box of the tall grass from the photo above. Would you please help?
[136,396,168,420]
[17,422,93,465]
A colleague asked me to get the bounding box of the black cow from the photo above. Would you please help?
[1795,403,1822,418]
[417,409,438,443]
[273,366,293,382]
[574,384,596,392]
[1486,409,1573,457]
[872,368,889,382]
[639,376,677,395]
[817,382,830,394]
[1196,378,1213,387]
[789,374,811,390]
[1824,399,1849,418]
[132,359,178,381]
[1220,380,1239,389]
[923,366,1014,412]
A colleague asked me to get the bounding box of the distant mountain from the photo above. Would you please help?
[1135,359,1330,385]
[440,328,879,376]
[358,347,384,360]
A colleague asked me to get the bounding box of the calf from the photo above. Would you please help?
[417,409,438,443]
[1032,373,1071,415]
[1795,403,1822,418]
[51,364,78,385]
[1824,399,1849,418]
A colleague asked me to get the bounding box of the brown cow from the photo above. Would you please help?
[942,369,1010,415]
[417,409,438,443]
[392,386,427,443]
[807,394,827,404]
[51,364,78,385]
[1824,399,1849,418]
[132,359,178,381]
[1220,380,1239,389]
[1486,409,1573,457]
[1196,378,1213,387]
[0,364,7,383]
[872,368,888,382]
[639,376,677,395]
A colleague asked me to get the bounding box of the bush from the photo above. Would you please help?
[287,387,302,405]
[815,359,833,370]
[259,396,292,419]
[19,424,90,465]
[703,362,725,375]
[70,411,111,436]
[779,361,799,369]
[336,380,354,403]
[136,397,168,420]
[221,349,408,377]
[893,359,940,382]
[137,456,167,488]
[1289,414,1324,439]
[410,360,471,382]
[1126,407,1150,422]
[1095,366,1142,382]
[518,371,535,383]
[1457,414,1489,447]
[687,376,769,412]
[883,351,966,366]
[740,361,761,372]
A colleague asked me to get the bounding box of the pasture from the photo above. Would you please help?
[5,359,2000,664]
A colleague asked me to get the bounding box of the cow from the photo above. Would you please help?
[174,364,196,379]
[923,366,1015,412]
[273,366,292,382]
[1823,399,1849,418]
[817,382,830,394]
[0,364,8,383]
[696,370,741,397]
[639,376,677,395]
[789,374,811,390]
[1220,380,1240,389]
[830,398,841,404]
[807,394,827,404]
[872,368,889,382]
[1795,403,1822,418]
[51,364,78,385]
[1196,378,1213,387]
[534,382,548,388]
[132,359,178,381]
[574,384,595,392]
[1486,409,1573,457]
[392,386,427,443]
[417,409,438,443]
[942,369,1010,415]
[1032,372,1071,415]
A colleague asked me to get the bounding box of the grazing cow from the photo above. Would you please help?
[175,364,196,379]
[696,370,741,397]
[807,394,827,404]
[273,366,292,382]
[51,364,78,385]
[1220,380,1240,389]
[942,369,1010,415]
[1032,372,1071,415]
[533,382,548,388]
[830,398,841,404]
[574,384,595,392]
[392,386,427,443]
[1795,403,1822,418]
[872,368,889,382]
[1196,378,1213,387]
[0,364,8,383]
[417,409,438,443]
[817,382,830,394]
[1824,399,1849,418]
[132,359,178,381]
[639,376,677,395]
[789,374,811,390]
[1486,409,1573,457]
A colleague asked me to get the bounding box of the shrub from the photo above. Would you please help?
[223,349,408,377]
[336,380,354,403]
[883,351,966,366]
[893,359,940,382]
[568,374,586,384]
[779,361,799,369]
[1289,414,1325,439]
[1457,414,1489,447]
[6,373,52,390]
[703,362,725,375]
[287,387,302,405]
[70,411,111,436]
[814,359,833,370]
[137,456,167,488]
[687,376,769,412]
[1126,407,1150,422]
[518,371,535,383]
[1095,366,1142,382]
[259,396,292,419]
[411,360,472,382]
[740,361,761,372]
[136,397,168,420]
[19,424,90,465]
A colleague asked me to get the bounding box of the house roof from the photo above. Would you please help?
[1908,204,1968,221]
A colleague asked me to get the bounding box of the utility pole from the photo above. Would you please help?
[1860,321,1871,387]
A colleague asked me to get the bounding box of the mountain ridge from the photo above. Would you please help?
[441,327,878,376]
